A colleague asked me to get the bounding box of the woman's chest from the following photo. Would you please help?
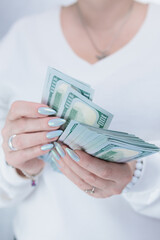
[90,64,160,140]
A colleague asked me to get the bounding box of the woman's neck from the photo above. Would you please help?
[75,0,134,30]
[61,1,148,64]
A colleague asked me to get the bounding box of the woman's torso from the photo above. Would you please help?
[0,4,160,240]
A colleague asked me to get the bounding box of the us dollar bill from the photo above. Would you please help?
[42,67,94,112]
[59,120,160,163]
[57,86,113,129]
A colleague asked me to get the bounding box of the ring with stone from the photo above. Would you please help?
[8,134,17,151]
[84,187,95,194]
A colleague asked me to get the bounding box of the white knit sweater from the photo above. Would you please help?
[0,4,160,240]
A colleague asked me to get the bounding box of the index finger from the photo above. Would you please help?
[75,150,131,182]
[8,101,56,121]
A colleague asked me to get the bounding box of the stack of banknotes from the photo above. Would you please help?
[59,120,159,163]
[42,67,159,164]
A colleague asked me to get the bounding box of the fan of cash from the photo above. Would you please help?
[42,67,159,164]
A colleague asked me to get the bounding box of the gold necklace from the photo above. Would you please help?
[77,2,134,60]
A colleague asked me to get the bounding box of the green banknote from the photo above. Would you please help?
[42,67,94,112]
[57,87,113,129]
[59,120,160,163]
[91,143,154,163]
[41,68,160,165]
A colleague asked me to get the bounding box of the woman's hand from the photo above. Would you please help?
[1,101,65,176]
[53,143,136,198]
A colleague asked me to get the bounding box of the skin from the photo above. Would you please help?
[61,0,148,64]
[54,146,135,198]
[1,0,148,197]
[2,101,62,176]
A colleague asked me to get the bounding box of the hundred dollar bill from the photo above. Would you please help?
[59,120,87,149]
[42,67,94,112]
[59,120,160,162]
[59,121,79,142]
[89,142,155,163]
[84,135,108,151]
[85,126,159,150]
[57,87,113,129]
[63,124,83,146]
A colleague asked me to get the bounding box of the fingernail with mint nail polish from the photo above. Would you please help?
[51,149,61,161]
[50,157,62,173]
[38,107,56,116]
[41,143,54,151]
[48,118,66,127]
[46,130,63,139]
[66,148,80,162]
[54,142,65,158]
[51,157,61,168]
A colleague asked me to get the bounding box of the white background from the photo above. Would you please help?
[0,0,76,38]
[0,0,160,239]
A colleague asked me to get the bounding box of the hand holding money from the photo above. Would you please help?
[42,67,160,168]
[51,143,136,197]
[1,101,65,177]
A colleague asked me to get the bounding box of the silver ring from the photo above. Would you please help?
[8,135,17,151]
[84,187,95,194]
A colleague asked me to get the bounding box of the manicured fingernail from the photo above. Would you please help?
[66,148,80,162]
[48,118,66,127]
[41,143,54,151]
[51,149,60,161]
[54,142,65,158]
[51,157,61,168]
[46,130,63,139]
[38,107,56,115]
[50,157,62,173]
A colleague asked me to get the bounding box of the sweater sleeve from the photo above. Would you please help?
[0,21,39,207]
[122,140,160,219]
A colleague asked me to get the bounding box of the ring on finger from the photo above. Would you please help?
[8,134,17,151]
[84,187,95,194]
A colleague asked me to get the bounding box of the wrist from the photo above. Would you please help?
[122,159,144,193]
[16,167,43,178]
[15,168,43,187]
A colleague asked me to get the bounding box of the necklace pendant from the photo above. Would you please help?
[96,53,108,61]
